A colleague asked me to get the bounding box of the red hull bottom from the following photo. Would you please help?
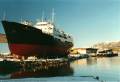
[9,44,69,58]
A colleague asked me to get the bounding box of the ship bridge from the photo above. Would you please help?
[34,21,54,35]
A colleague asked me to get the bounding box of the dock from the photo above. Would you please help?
[0,53,90,71]
[68,54,89,61]
[0,57,70,70]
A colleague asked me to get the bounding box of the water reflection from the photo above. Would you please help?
[70,56,120,81]
[0,61,73,79]
[86,57,97,65]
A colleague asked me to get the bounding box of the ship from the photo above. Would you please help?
[1,11,73,59]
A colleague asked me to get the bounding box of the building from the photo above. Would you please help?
[70,48,97,56]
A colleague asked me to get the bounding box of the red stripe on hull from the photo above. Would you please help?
[9,44,69,57]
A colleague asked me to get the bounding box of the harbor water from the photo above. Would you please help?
[70,56,120,81]
[0,57,119,81]
[0,44,120,81]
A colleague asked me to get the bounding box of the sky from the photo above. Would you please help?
[0,0,120,50]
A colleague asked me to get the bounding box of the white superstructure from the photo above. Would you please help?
[34,21,54,34]
[33,21,73,43]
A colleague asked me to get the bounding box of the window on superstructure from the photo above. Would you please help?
[64,36,67,39]
[49,27,52,29]
[68,36,71,38]
[40,24,47,26]
[59,35,62,37]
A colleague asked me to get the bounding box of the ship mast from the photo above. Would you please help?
[3,11,6,20]
[41,11,44,22]
[20,17,23,23]
[0,43,1,55]
[51,8,55,23]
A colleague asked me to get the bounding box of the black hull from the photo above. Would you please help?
[2,21,73,58]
